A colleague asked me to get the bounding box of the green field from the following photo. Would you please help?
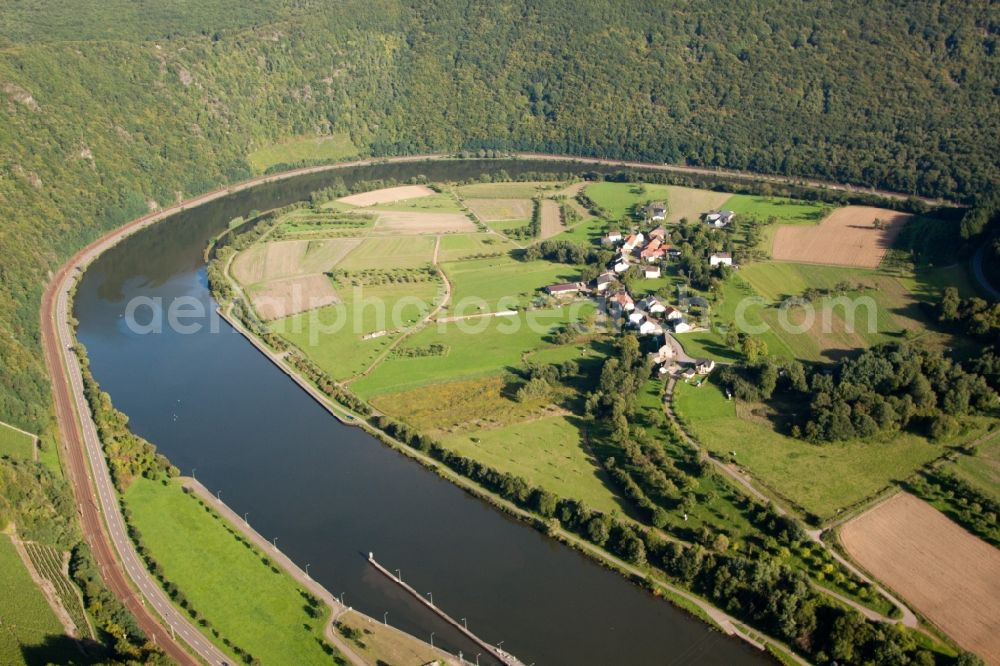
[456,181,560,199]
[337,236,436,270]
[442,415,622,513]
[442,256,577,311]
[948,436,1000,502]
[352,305,593,397]
[247,133,357,172]
[124,478,341,665]
[484,218,531,235]
[584,182,676,220]
[673,378,951,519]
[437,233,517,261]
[724,194,832,225]
[274,280,442,379]
[0,422,34,459]
[0,535,76,666]
[550,215,614,246]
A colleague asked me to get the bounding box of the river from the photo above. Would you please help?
[73,158,769,665]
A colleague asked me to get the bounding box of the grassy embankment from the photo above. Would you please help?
[124,477,343,665]
[0,422,34,458]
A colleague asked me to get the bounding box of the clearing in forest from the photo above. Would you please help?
[772,206,909,268]
[337,185,436,207]
[840,492,1000,663]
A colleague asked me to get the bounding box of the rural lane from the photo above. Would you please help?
[662,378,920,629]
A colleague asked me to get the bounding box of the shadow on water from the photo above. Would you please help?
[74,159,771,665]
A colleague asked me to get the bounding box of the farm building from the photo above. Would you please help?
[704,210,735,228]
[662,306,683,321]
[601,230,623,246]
[595,271,616,292]
[622,232,645,252]
[546,281,588,296]
[608,291,635,314]
[645,202,667,221]
[709,252,733,267]
[696,359,716,374]
[639,296,666,314]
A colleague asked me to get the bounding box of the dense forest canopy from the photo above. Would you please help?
[1,0,999,429]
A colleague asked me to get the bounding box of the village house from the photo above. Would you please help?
[601,230,623,246]
[545,281,588,296]
[696,359,716,375]
[649,337,675,364]
[672,318,692,333]
[595,271,616,292]
[640,238,666,263]
[638,319,662,335]
[622,232,645,252]
[639,296,666,314]
[709,252,734,267]
[608,291,635,314]
[612,254,631,273]
[704,210,736,228]
[648,226,667,240]
[628,309,647,326]
[645,202,667,222]
[680,366,697,380]
[644,265,661,279]
[661,305,683,321]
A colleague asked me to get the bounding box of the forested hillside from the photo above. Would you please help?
[1,0,999,430]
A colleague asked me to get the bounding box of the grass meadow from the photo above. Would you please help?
[456,181,560,199]
[0,422,34,458]
[247,133,357,172]
[352,305,594,398]
[673,378,948,519]
[124,478,338,665]
[274,280,442,379]
[441,256,577,311]
[337,235,436,270]
[436,233,518,261]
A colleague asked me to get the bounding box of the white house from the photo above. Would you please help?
[601,230,623,246]
[613,255,630,273]
[608,291,635,313]
[696,359,716,375]
[645,202,667,222]
[595,271,616,292]
[628,309,647,325]
[644,266,661,279]
[662,305,683,321]
[709,252,734,267]
[705,210,736,228]
[640,296,666,314]
[622,232,645,252]
[672,318,692,333]
[638,319,662,335]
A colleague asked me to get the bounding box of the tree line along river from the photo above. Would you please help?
[73,159,770,665]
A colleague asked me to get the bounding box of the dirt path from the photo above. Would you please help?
[662,378,919,629]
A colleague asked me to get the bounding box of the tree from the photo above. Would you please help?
[940,286,961,321]
[741,336,769,366]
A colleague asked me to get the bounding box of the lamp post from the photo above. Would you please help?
[305,563,311,577]
[383,612,389,626]
[243,512,249,525]
[272,536,278,549]
[430,632,435,648]
[426,591,433,605]
[461,617,468,630]
[395,568,402,582]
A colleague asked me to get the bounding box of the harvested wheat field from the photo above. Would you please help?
[840,492,1000,663]
[539,199,563,239]
[231,239,361,284]
[249,274,339,320]
[772,206,909,268]
[464,198,534,221]
[337,185,436,207]
[372,210,477,234]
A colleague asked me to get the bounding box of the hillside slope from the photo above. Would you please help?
[1,0,999,430]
